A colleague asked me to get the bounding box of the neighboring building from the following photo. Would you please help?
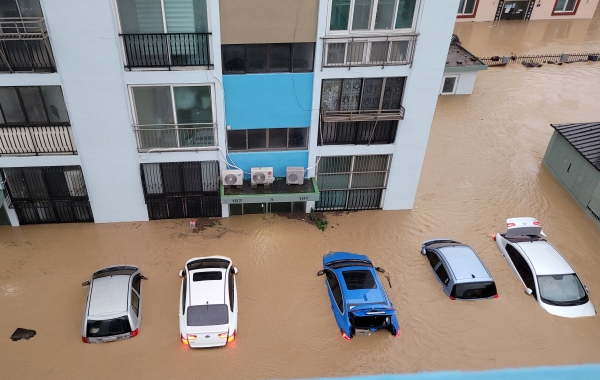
[441,39,487,95]
[0,0,458,226]
[456,0,600,22]
[543,123,600,228]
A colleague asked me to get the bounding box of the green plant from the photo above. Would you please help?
[309,210,317,221]
[316,219,328,231]
[208,219,221,228]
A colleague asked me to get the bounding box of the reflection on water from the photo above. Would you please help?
[454,7,600,55]
[2,18,600,380]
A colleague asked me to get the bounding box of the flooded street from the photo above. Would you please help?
[2,17,600,380]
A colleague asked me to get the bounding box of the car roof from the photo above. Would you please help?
[88,275,130,317]
[437,245,492,281]
[338,267,388,306]
[516,241,574,275]
[189,268,226,306]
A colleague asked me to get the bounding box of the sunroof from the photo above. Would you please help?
[342,270,377,290]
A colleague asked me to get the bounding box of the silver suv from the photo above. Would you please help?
[81,265,147,343]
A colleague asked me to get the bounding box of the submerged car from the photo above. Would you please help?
[495,217,595,318]
[318,252,400,340]
[179,256,238,348]
[81,265,147,343]
[421,239,498,300]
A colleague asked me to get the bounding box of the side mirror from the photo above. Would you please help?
[140,274,148,280]
[230,267,238,275]
[82,280,90,286]
[540,230,547,238]
[585,286,590,293]
[375,267,385,273]
[317,270,325,276]
[179,270,184,277]
[525,288,533,295]
[421,248,426,255]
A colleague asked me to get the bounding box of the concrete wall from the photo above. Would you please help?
[219,0,319,44]
[223,73,313,130]
[228,151,309,178]
[441,71,478,95]
[31,0,227,223]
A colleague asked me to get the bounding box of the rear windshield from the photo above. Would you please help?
[193,271,222,281]
[351,315,391,328]
[452,281,497,299]
[87,316,131,337]
[187,304,229,326]
[342,270,377,290]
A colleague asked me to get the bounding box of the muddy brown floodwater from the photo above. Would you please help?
[2,18,600,380]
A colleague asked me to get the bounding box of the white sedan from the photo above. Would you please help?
[495,217,595,318]
[179,256,238,347]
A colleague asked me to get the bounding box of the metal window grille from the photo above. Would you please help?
[140,161,221,219]
[0,166,93,224]
[322,35,418,69]
[315,155,390,211]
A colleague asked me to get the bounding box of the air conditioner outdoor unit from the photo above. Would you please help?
[251,167,274,187]
[286,167,305,185]
[221,169,243,186]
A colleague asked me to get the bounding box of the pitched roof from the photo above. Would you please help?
[551,123,600,171]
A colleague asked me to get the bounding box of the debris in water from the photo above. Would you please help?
[10,328,36,341]
[189,219,196,227]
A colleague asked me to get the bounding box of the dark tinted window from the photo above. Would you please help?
[435,264,450,286]
[292,43,315,72]
[426,250,440,269]
[452,281,497,299]
[270,44,291,72]
[131,290,140,316]
[193,271,223,281]
[248,129,267,149]
[325,270,344,312]
[222,45,245,73]
[268,128,287,148]
[246,44,268,72]
[288,128,308,149]
[227,130,247,151]
[132,274,141,294]
[181,272,187,314]
[505,244,536,297]
[342,270,377,290]
[87,316,131,337]
[228,270,235,312]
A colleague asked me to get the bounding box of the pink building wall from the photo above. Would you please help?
[455,0,599,22]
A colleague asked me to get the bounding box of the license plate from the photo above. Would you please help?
[354,329,371,337]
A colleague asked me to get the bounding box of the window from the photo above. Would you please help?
[440,76,458,95]
[181,271,187,314]
[132,274,141,294]
[192,271,222,281]
[316,155,390,211]
[0,86,69,125]
[505,244,537,297]
[342,270,377,290]
[457,0,477,16]
[321,77,405,112]
[435,263,450,286]
[554,0,579,13]
[87,317,131,338]
[228,269,235,312]
[426,250,441,269]
[222,43,315,74]
[324,38,413,68]
[329,0,417,32]
[325,270,344,313]
[227,128,309,151]
[451,281,497,299]
[131,290,140,316]
[116,0,208,33]
[131,85,215,150]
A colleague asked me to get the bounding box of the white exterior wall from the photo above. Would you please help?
[0,0,227,224]
[441,71,478,95]
[307,0,460,211]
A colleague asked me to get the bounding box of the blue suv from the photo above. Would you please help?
[318,252,400,340]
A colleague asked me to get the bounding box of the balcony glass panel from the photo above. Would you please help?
[395,0,416,29]
[330,0,350,30]
[19,87,46,123]
[352,0,372,30]
[132,86,175,125]
[374,0,395,30]
[41,86,69,123]
[0,87,25,122]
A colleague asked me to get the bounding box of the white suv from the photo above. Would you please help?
[81,265,147,343]
[179,256,238,348]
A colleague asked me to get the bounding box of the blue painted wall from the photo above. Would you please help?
[223,73,313,129]
[228,151,309,178]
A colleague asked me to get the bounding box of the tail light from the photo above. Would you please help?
[395,330,401,338]
[218,333,228,339]
[494,294,499,298]
[131,328,139,337]
[187,335,196,341]
[341,329,351,340]
[507,223,516,227]
[449,296,456,300]
[227,330,236,343]
[181,335,189,345]
[533,221,541,226]
[82,336,88,344]
[493,235,496,241]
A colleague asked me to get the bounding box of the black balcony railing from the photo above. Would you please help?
[121,33,212,69]
[0,125,77,156]
[0,17,56,72]
[318,120,398,145]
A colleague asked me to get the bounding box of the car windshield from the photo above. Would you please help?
[452,281,497,299]
[537,274,589,306]
[87,316,131,337]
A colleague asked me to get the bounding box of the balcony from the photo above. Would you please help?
[322,34,418,69]
[120,33,212,70]
[0,17,56,72]
[0,125,76,156]
[133,123,217,152]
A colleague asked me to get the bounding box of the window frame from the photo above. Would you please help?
[129,84,217,149]
[457,0,479,18]
[552,0,580,15]
[0,86,70,126]
[320,77,406,112]
[326,0,420,34]
[222,43,315,74]
[226,128,310,152]
[435,262,451,287]
[440,75,459,95]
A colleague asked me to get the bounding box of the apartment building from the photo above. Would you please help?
[456,0,599,22]
[0,0,458,226]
